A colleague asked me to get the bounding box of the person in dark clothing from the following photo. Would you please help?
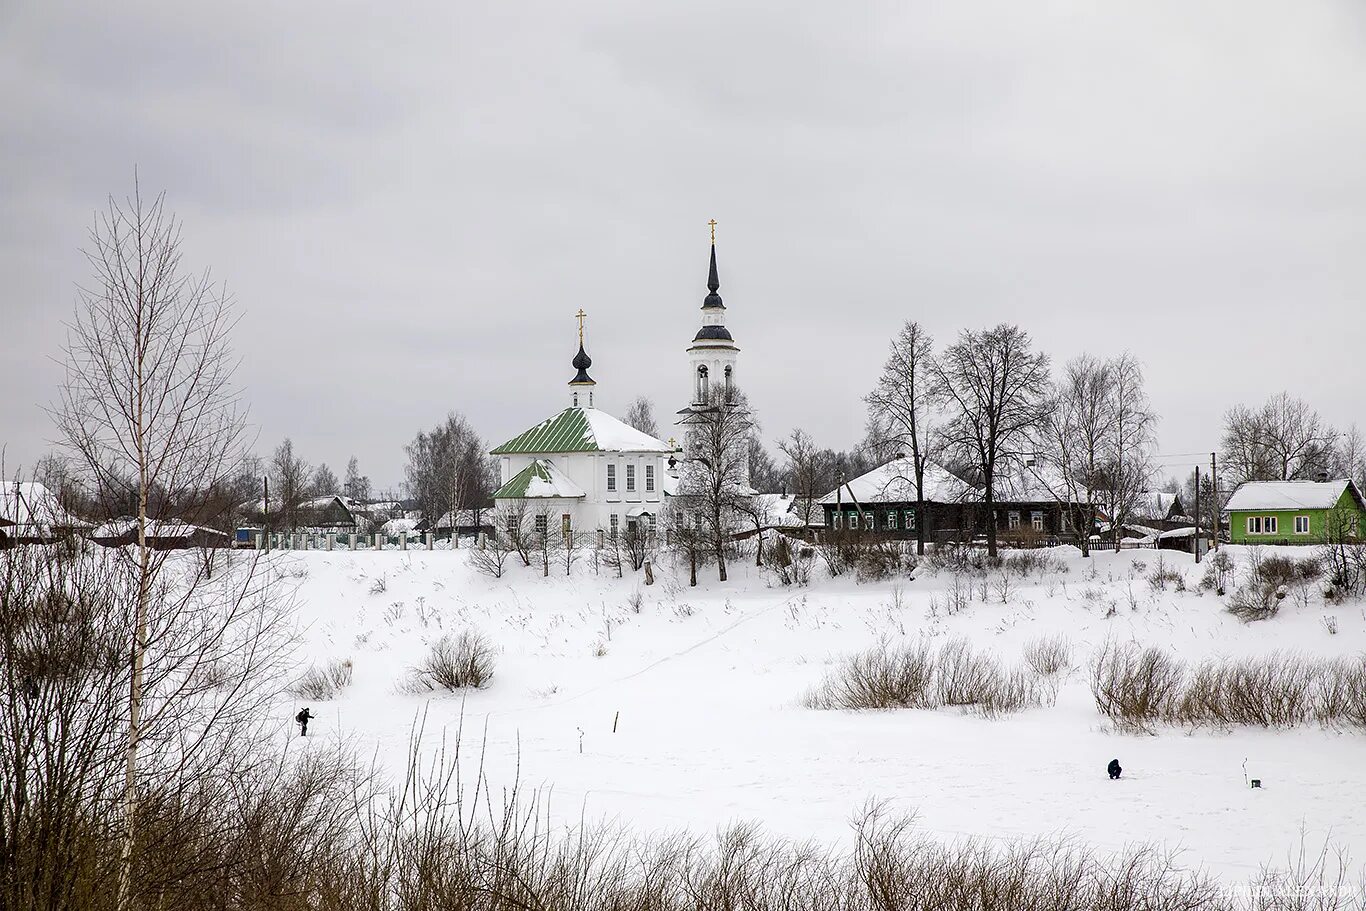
[1108,758,1122,780]
[296,707,314,737]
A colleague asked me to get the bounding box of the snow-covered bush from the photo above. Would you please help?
[1199,550,1234,595]
[1023,635,1072,677]
[1091,644,1366,730]
[468,533,514,578]
[291,658,354,700]
[407,630,495,691]
[1225,580,1283,622]
[806,639,1048,717]
[1089,642,1184,732]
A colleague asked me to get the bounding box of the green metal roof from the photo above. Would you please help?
[491,459,585,499]
[491,408,597,455]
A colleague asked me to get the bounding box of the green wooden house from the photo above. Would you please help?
[1224,479,1365,545]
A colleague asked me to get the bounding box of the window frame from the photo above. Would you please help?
[885,510,898,530]
[626,464,636,492]
[606,463,617,492]
[645,463,655,492]
[1264,515,1278,535]
[1007,511,1021,530]
[1295,515,1310,535]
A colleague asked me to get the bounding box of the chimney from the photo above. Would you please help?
[1315,470,1330,483]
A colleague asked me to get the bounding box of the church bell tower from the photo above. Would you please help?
[685,219,739,408]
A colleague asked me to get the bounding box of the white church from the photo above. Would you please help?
[488,228,743,540]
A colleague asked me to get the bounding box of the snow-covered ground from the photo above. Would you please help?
[271,544,1366,883]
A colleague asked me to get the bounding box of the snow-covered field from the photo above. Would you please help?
[271,544,1366,884]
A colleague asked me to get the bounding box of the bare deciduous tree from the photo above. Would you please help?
[344,455,371,503]
[932,324,1051,557]
[778,428,831,530]
[622,396,660,437]
[1221,392,1338,484]
[311,462,340,497]
[270,438,310,532]
[865,321,943,555]
[51,182,258,907]
[677,386,755,582]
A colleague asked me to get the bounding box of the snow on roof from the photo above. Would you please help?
[491,407,671,455]
[2,482,88,533]
[91,518,226,539]
[817,458,974,506]
[1223,479,1359,513]
[492,459,587,500]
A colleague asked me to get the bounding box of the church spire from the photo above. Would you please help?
[569,309,595,407]
[703,220,724,310]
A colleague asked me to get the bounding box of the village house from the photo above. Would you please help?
[1224,478,1365,545]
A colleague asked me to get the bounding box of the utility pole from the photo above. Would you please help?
[1210,451,1218,550]
[1193,465,1202,563]
[263,475,270,551]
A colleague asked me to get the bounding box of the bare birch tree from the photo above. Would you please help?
[932,324,1051,558]
[678,386,755,582]
[1104,353,1157,551]
[778,428,831,529]
[52,182,257,908]
[270,438,310,531]
[865,320,943,555]
[622,396,660,437]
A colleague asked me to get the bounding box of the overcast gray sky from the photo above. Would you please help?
[3,0,1364,492]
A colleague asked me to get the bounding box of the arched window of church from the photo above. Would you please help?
[697,365,709,402]
[724,365,733,400]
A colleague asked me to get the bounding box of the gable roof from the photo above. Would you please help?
[491,407,671,456]
[817,458,975,506]
[2,482,89,534]
[492,459,586,500]
[1223,479,1362,513]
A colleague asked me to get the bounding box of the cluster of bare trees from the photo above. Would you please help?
[1045,353,1157,555]
[1221,393,1365,488]
[403,412,498,544]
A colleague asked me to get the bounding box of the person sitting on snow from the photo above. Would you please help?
[1108,758,1122,780]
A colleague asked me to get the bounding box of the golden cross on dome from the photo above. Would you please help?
[575,308,586,344]
[708,219,717,245]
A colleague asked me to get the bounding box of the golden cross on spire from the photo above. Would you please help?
[575,308,587,344]
[708,218,717,245]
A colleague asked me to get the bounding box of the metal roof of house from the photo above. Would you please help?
[492,459,586,500]
[490,407,671,456]
[1223,479,1361,512]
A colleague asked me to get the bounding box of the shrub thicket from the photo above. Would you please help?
[407,630,496,691]
[1090,642,1366,731]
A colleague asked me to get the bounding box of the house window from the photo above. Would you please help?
[1264,516,1278,534]
[885,510,898,530]
[847,511,859,531]
[1031,512,1044,532]
[606,464,617,491]
[1008,511,1021,530]
[610,514,619,538]
[506,514,518,534]
[534,514,548,537]
[863,513,874,531]
[646,514,657,535]
[832,513,843,530]
[903,510,917,531]
[1247,516,1262,535]
[645,464,655,492]
[1295,515,1310,535]
[561,514,572,535]
[626,464,636,492]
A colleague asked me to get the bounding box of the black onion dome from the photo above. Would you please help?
[570,343,594,385]
[702,244,724,309]
[692,325,733,342]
